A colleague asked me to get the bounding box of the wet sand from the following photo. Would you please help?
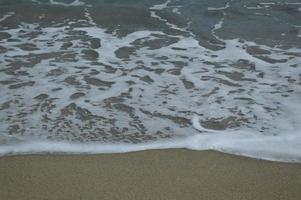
[0,150,301,200]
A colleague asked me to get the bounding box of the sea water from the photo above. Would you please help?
[0,0,300,162]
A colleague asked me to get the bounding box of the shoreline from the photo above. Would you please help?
[1,149,301,200]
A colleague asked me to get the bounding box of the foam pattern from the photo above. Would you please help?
[0,0,301,162]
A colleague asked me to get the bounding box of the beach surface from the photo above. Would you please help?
[1,150,301,200]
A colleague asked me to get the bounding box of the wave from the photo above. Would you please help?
[1,0,301,162]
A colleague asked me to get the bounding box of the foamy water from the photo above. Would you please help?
[0,0,301,162]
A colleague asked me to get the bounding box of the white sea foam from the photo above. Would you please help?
[0,12,14,23]
[149,0,191,34]
[0,1,301,162]
[192,116,220,133]
[150,0,172,10]
[32,0,85,6]
[285,2,301,5]
[1,130,301,163]
[172,8,181,15]
[244,5,269,10]
[49,0,84,6]
[208,3,230,11]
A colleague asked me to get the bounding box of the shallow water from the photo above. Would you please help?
[0,0,301,162]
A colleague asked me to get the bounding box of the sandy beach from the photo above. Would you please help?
[1,150,301,200]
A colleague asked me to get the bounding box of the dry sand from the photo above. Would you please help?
[0,149,301,200]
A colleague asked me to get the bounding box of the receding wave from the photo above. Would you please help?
[0,0,300,162]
